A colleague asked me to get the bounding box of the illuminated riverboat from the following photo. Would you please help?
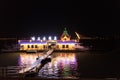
[18,28,89,52]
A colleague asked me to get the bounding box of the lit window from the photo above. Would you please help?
[31,45,34,48]
[62,45,65,48]
[35,45,38,48]
[28,45,30,48]
[66,45,69,48]
[43,45,45,48]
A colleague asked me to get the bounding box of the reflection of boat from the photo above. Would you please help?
[38,53,78,78]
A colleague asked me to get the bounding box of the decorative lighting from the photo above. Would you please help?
[43,36,46,41]
[31,36,35,41]
[37,37,40,41]
[48,36,52,40]
[40,40,43,42]
[54,36,57,40]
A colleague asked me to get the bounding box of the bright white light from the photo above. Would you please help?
[54,36,57,40]
[37,37,40,40]
[31,37,35,41]
[48,36,52,40]
[43,37,46,41]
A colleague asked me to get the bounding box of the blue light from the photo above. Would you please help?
[19,41,46,44]
[57,42,76,44]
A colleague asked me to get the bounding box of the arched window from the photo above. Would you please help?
[31,45,34,48]
[62,45,65,48]
[43,45,45,48]
[28,45,30,48]
[35,45,38,48]
[66,45,69,48]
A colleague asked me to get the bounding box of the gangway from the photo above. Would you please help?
[18,49,54,74]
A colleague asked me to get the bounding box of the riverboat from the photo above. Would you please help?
[18,28,89,52]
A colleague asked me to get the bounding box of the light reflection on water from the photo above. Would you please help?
[18,53,79,78]
[18,53,43,67]
[38,53,78,78]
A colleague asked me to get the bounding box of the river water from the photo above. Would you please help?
[0,50,120,79]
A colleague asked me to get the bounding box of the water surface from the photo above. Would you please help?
[0,51,120,78]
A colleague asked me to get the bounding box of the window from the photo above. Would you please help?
[31,45,34,48]
[57,45,59,48]
[66,45,69,48]
[35,45,38,48]
[28,45,30,48]
[62,45,65,48]
[43,45,46,48]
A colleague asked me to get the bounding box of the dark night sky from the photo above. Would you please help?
[0,0,120,38]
